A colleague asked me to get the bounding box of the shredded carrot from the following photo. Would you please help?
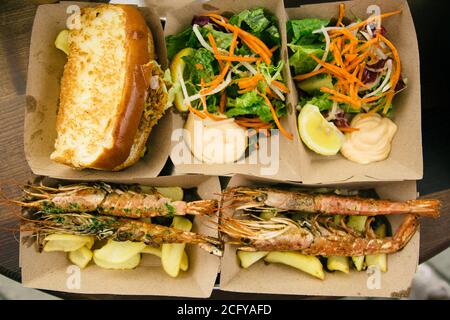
[293,68,325,81]
[362,93,386,103]
[258,93,293,140]
[347,10,402,32]
[215,54,258,62]
[195,63,204,70]
[309,54,366,87]
[238,87,257,94]
[338,127,360,132]
[358,37,379,52]
[270,45,280,52]
[189,105,206,119]
[207,33,224,69]
[237,74,264,88]
[345,51,369,73]
[265,86,277,99]
[271,80,289,93]
[321,86,361,107]
[382,90,395,114]
[202,13,229,23]
[377,34,401,114]
[209,17,272,62]
[336,3,345,27]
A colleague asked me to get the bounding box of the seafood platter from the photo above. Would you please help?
[10,0,434,297]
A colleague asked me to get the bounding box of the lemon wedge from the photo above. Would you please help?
[298,104,344,156]
[170,48,194,111]
[55,29,69,55]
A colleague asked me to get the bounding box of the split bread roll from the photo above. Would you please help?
[51,4,167,171]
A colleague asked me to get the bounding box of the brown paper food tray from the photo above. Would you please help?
[24,2,172,181]
[219,174,419,298]
[166,0,301,180]
[285,0,422,183]
[20,175,221,297]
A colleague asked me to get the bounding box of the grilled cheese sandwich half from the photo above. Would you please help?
[51,4,166,170]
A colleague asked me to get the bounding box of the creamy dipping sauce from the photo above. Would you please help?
[340,113,397,164]
[183,112,248,164]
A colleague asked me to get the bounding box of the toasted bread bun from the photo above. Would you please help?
[51,4,155,170]
[113,61,167,171]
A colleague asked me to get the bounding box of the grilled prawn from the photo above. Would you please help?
[22,212,223,256]
[223,187,440,217]
[13,182,217,218]
[219,214,418,256]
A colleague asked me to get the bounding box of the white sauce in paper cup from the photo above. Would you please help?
[340,113,397,164]
[183,112,248,164]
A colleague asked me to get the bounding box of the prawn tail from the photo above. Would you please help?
[392,214,419,246]
[185,200,218,216]
[407,199,440,218]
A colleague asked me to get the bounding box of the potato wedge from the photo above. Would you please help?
[43,234,94,252]
[365,254,387,273]
[352,256,365,271]
[155,187,184,202]
[347,216,368,232]
[94,240,146,264]
[142,245,188,271]
[69,246,93,269]
[55,29,69,55]
[366,224,388,272]
[94,253,141,270]
[161,216,192,277]
[142,245,162,257]
[265,251,325,280]
[347,216,368,271]
[237,251,269,268]
[180,251,189,272]
[327,256,350,274]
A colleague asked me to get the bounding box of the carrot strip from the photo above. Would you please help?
[362,93,386,103]
[208,33,224,69]
[377,34,401,112]
[336,3,345,26]
[210,17,272,59]
[347,10,402,32]
[293,68,325,81]
[321,86,361,107]
[309,54,366,87]
[202,13,229,23]
[258,93,293,140]
[215,54,258,62]
[238,87,256,94]
[358,37,379,51]
[271,80,289,93]
[189,105,206,119]
[270,45,280,52]
[338,127,360,132]
[345,51,369,73]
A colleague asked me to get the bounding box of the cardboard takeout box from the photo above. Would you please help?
[166,0,301,180]
[219,174,419,298]
[24,2,172,181]
[21,175,221,297]
[167,0,422,183]
[285,0,423,183]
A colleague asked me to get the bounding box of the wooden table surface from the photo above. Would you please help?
[0,0,449,299]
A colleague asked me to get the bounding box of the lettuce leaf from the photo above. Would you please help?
[288,44,324,74]
[225,90,285,122]
[182,48,217,92]
[287,18,329,45]
[299,93,333,111]
[166,24,233,60]
[229,8,281,47]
